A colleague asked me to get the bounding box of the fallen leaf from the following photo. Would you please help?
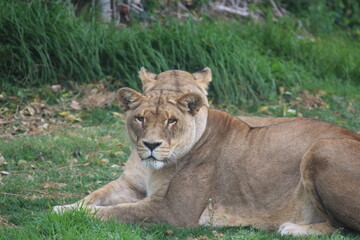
[43,182,67,189]
[116,143,124,148]
[112,112,125,118]
[30,195,39,200]
[27,175,35,181]
[98,158,109,164]
[212,231,224,238]
[102,135,112,140]
[31,101,45,114]
[70,100,81,110]
[17,159,27,165]
[166,229,174,236]
[59,111,69,116]
[114,151,126,156]
[279,86,285,95]
[315,89,326,97]
[335,120,347,124]
[197,236,209,240]
[40,123,49,130]
[258,106,269,112]
[347,105,355,111]
[80,91,115,109]
[0,154,7,165]
[67,158,79,164]
[66,114,82,122]
[299,90,326,109]
[51,84,62,91]
[286,109,297,116]
[26,106,35,116]
[110,164,121,169]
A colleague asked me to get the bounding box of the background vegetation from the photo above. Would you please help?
[1,0,359,106]
[1,0,360,239]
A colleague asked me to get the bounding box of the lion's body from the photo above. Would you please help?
[54,69,360,236]
[195,109,360,231]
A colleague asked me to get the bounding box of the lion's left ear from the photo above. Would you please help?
[177,93,204,116]
[116,87,143,111]
[192,67,212,95]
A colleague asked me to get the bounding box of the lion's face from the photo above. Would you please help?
[117,88,206,169]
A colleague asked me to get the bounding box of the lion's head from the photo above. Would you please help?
[117,85,207,169]
[138,67,212,106]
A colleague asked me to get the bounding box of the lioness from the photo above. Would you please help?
[54,68,297,208]
[55,68,360,236]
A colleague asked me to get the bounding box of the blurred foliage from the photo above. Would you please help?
[279,0,360,33]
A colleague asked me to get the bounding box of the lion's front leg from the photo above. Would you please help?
[54,149,147,213]
[92,198,172,225]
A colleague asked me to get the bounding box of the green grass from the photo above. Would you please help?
[1,0,360,108]
[0,115,129,225]
[2,210,359,240]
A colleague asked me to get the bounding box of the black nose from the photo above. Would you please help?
[143,141,162,151]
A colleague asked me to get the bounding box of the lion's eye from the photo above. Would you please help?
[135,116,144,123]
[167,118,177,124]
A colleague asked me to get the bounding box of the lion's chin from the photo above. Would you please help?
[141,157,166,170]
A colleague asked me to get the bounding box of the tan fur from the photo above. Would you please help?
[54,68,360,236]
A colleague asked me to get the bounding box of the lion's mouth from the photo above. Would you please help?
[141,156,165,169]
[142,155,158,161]
[141,155,162,163]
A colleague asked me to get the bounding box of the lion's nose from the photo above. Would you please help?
[143,141,162,151]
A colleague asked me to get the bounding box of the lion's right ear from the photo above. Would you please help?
[139,67,157,92]
[116,88,143,111]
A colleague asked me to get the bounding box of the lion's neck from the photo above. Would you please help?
[192,108,251,151]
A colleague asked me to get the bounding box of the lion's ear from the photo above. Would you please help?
[192,67,212,95]
[177,93,204,116]
[116,87,143,111]
[139,67,157,92]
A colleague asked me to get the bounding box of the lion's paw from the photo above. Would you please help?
[53,203,96,213]
[279,222,310,236]
[53,204,78,214]
[53,204,108,220]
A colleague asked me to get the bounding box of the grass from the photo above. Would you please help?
[0,95,359,239]
[2,210,358,240]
